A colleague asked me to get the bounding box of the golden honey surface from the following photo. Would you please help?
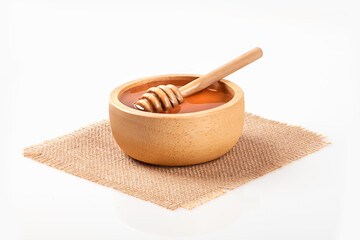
[119,80,233,114]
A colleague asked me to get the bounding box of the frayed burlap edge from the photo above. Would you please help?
[24,145,186,210]
[23,114,330,210]
[180,114,330,210]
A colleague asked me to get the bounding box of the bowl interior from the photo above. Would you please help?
[115,75,237,114]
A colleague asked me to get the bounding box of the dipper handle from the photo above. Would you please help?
[134,47,263,112]
[179,47,263,97]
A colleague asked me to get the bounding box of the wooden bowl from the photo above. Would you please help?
[109,74,244,166]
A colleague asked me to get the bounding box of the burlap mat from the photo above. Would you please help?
[23,113,329,210]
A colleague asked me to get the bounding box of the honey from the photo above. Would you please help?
[119,80,233,114]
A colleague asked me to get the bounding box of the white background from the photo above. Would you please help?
[1,0,360,239]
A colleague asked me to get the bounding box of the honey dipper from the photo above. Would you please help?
[134,47,263,112]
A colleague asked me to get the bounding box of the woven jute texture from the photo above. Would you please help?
[23,113,329,210]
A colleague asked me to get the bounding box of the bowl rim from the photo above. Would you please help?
[109,74,244,119]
